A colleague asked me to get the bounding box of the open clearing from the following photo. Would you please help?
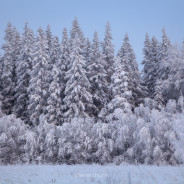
[0,164,184,184]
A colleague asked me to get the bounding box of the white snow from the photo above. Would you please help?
[0,164,184,184]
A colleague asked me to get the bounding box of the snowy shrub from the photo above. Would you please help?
[57,118,96,164]
[143,98,158,110]
[170,111,184,164]
[130,105,179,165]
[149,109,178,165]
[134,103,150,122]
[23,130,37,163]
[166,99,177,114]
[32,115,58,163]
[0,114,29,164]
[0,106,183,165]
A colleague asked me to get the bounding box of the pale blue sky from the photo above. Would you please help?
[0,0,184,68]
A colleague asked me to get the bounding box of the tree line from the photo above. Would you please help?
[0,18,184,165]
[1,18,183,126]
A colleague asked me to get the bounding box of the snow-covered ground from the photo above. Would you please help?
[0,164,184,184]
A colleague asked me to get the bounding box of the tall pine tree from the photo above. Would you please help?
[59,28,70,107]
[63,35,93,120]
[27,28,49,125]
[157,28,172,80]
[46,36,63,124]
[142,33,151,96]
[49,36,60,82]
[45,25,53,55]
[99,56,133,122]
[87,32,108,116]
[70,17,85,51]
[0,53,3,92]
[154,28,172,104]
[13,23,34,121]
[118,34,146,107]
[46,64,63,125]
[1,23,15,114]
[84,38,91,65]
[102,22,115,84]
[142,35,160,99]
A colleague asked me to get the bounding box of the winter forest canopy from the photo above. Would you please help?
[0,18,184,165]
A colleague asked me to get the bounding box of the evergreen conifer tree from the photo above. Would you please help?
[46,64,63,125]
[27,28,50,125]
[118,34,146,107]
[45,25,53,55]
[63,35,93,120]
[70,17,85,51]
[0,53,3,91]
[154,29,172,104]
[102,22,115,84]
[87,32,108,115]
[13,23,34,121]
[59,28,70,107]
[1,23,16,114]
[84,38,91,66]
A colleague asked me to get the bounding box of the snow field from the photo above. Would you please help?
[0,164,184,184]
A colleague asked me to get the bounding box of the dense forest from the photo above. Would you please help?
[0,18,184,165]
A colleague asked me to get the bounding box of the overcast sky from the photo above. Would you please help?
[0,0,184,69]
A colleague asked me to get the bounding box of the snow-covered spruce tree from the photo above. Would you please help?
[12,27,22,71]
[44,26,55,93]
[60,28,70,74]
[142,33,151,88]
[157,28,172,81]
[182,40,184,60]
[59,28,70,112]
[100,57,133,122]
[102,22,115,84]
[162,44,184,101]
[27,28,50,126]
[117,34,146,108]
[142,34,160,98]
[69,18,86,86]
[84,38,91,65]
[0,53,3,91]
[50,36,60,65]
[87,32,109,116]
[70,17,85,51]
[1,23,16,114]
[154,28,172,104]
[0,98,4,118]
[149,36,160,98]
[84,38,91,73]
[69,18,86,77]
[0,52,2,72]
[63,35,93,121]
[45,25,53,55]
[154,80,165,107]
[180,41,184,97]
[177,90,184,112]
[48,36,60,81]
[13,23,34,121]
[11,28,22,111]
[46,64,63,125]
